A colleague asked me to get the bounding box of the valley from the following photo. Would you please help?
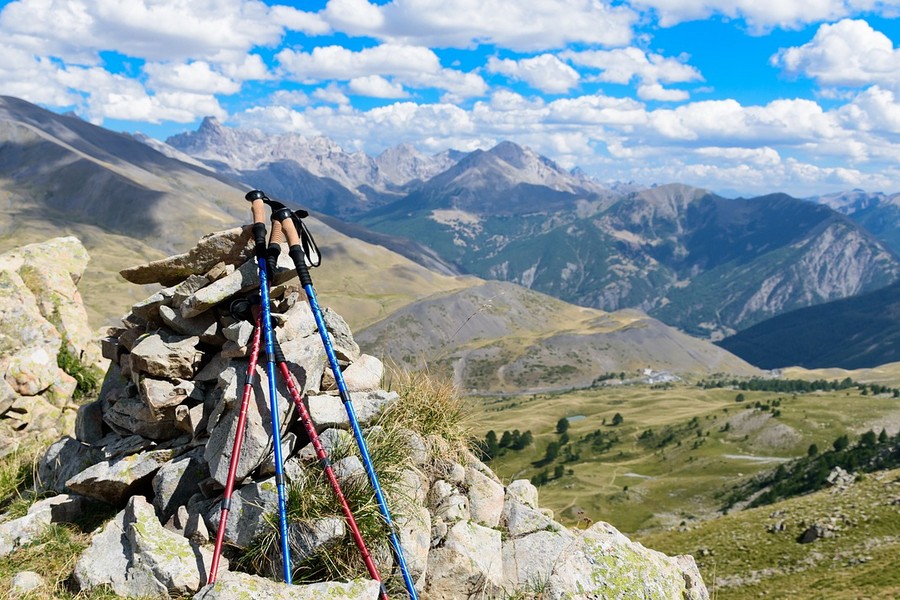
[471,380,900,533]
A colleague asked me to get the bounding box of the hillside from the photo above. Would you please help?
[717,279,900,369]
[640,466,900,599]
[472,380,900,535]
[812,189,900,257]
[359,176,900,339]
[0,96,473,330]
[357,280,761,393]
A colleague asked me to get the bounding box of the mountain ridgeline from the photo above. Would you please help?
[169,120,900,340]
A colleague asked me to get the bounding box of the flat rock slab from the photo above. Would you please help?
[120,227,254,286]
[193,572,382,600]
[180,251,299,319]
[66,448,174,505]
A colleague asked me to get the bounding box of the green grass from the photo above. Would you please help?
[0,522,156,600]
[472,382,900,533]
[638,468,900,600]
[241,367,472,594]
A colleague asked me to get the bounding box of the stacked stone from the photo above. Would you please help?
[35,227,395,598]
[23,227,711,600]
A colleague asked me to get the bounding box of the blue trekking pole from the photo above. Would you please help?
[245,190,292,583]
[261,193,420,599]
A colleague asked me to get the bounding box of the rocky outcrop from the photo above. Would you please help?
[23,229,707,599]
[0,236,102,450]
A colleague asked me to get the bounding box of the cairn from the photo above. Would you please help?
[28,227,710,599]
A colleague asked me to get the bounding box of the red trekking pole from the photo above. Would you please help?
[208,314,264,584]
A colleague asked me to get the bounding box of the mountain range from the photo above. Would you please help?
[4,94,900,375]
[169,120,900,340]
[0,95,761,392]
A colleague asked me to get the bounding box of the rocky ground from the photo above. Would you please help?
[0,231,710,599]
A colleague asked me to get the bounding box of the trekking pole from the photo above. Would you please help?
[207,312,263,585]
[264,215,389,599]
[246,190,292,583]
[262,194,420,599]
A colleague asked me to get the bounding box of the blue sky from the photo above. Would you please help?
[1,0,899,197]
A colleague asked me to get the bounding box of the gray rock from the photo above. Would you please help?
[322,307,360,363]
[74,495,218,596]
[297,428,352,462]
[332,455,366,487]
[172,274,212,308]
[37,436,103,494]
[192,572,382,600]
[425,520,503,599]
[204,360,295,487]
[160,304,222,344]
[10,571,44,598]
[501,529,577,592]
[0,510,50,557]
[120,226,254,286]
[396,503,431,584]
[342,354,384,391]
[139,376,205,419]
[283,518,345,572]
[503,500,559,538]
[74,397,105,443]
[153,447,209,520]
[131,288,172,323]
[306,390,399,432]
[505,479,539,509]
[66,448,174,505]
[27,493,95,524]
[429,480,469,523]
[466,465,504,528]
[103,393,182,441]
[205,477,278,549]
[130,332,204,379]
[542,521,708,600]
[180,251,298,319]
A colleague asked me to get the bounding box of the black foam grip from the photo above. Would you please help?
[289,245,313,287]
[272,338,286,364]
[252,223,267,260]
[266,244,281,279]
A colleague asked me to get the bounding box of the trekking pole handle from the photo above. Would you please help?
[271,207,313,288]
[245,190,269,259]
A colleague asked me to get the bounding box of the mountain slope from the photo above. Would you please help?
[357,280,761,392]
[361,176,900,337]
[717,279,900,369]
[812,189,900,257]
[0,96,472,328]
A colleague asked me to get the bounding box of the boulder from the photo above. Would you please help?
[74,495,218,597]
[66,448,174,505]
[425,520,503,599]
[541,521,709,600]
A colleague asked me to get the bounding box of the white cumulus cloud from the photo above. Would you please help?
[773,19,900,88]
[564,47,702,85]
[320,0,637,51]
[631,0,897,31]
[487,54,581,94]
[348,75,408,98]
